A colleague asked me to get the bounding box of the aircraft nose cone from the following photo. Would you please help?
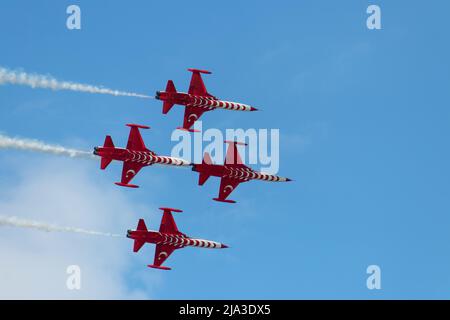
[250,107,258,111]
[286,178,292,182]
[221,244,229,249]
[180,159,192,166]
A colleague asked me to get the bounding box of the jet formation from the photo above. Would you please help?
[94,69,291,269]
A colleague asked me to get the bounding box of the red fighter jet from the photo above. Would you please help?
[127,207,229,270]
[155,68,258,132]
[192,141,292,203]
[94,124,190,188]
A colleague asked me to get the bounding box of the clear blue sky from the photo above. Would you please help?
[1,0,450,299]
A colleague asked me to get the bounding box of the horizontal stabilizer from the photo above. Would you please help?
[103,135,115,148]
[163,101,174,114]
[100,157,112,170]
[99,135,114,170]
[132,219,147,252]
[162,80,176,114]
[133,239,145,253]
[165,80,176,93]
[136,219,148,231]
[199,172,210,186]
[198,152,213,185]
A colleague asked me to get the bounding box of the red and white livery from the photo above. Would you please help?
[192,141,292,203]
[155,68,258,132]
[127,207,228,270]
[94,124,190,188]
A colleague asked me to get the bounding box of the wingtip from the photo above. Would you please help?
[126,123,150,129]
[147,264,171,270]
[115,182,139,188]
[213,197,237,204]
[176,127,201,133]
[224,140,247,146]
[187,68,212,74]
[158,207,183,213]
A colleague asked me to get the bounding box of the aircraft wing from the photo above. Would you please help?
[159,209,180,235]
[224,141,246,167]
[150,244,177,270]
[116,161,144,187]
[214,176,245,203]
[188,70,208,96]
[180,105,207,132]
[126,124,149,151]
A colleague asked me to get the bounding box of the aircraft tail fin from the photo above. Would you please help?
[100,135,114,170]
[162,80,176,114]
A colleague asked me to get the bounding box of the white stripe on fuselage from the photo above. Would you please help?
[187,94,253,111]
[155,232,222,249]
[125,150,190,166]
[224,166,289,182]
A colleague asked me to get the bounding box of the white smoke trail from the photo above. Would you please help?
[0,215,123,238]
[0,67,151,99]
[0,134,96,160]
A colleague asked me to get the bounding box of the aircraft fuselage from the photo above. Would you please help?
[127,229,227,249]
[93,146,189,166]
[156,91,257,112]
[192,163,291,182]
